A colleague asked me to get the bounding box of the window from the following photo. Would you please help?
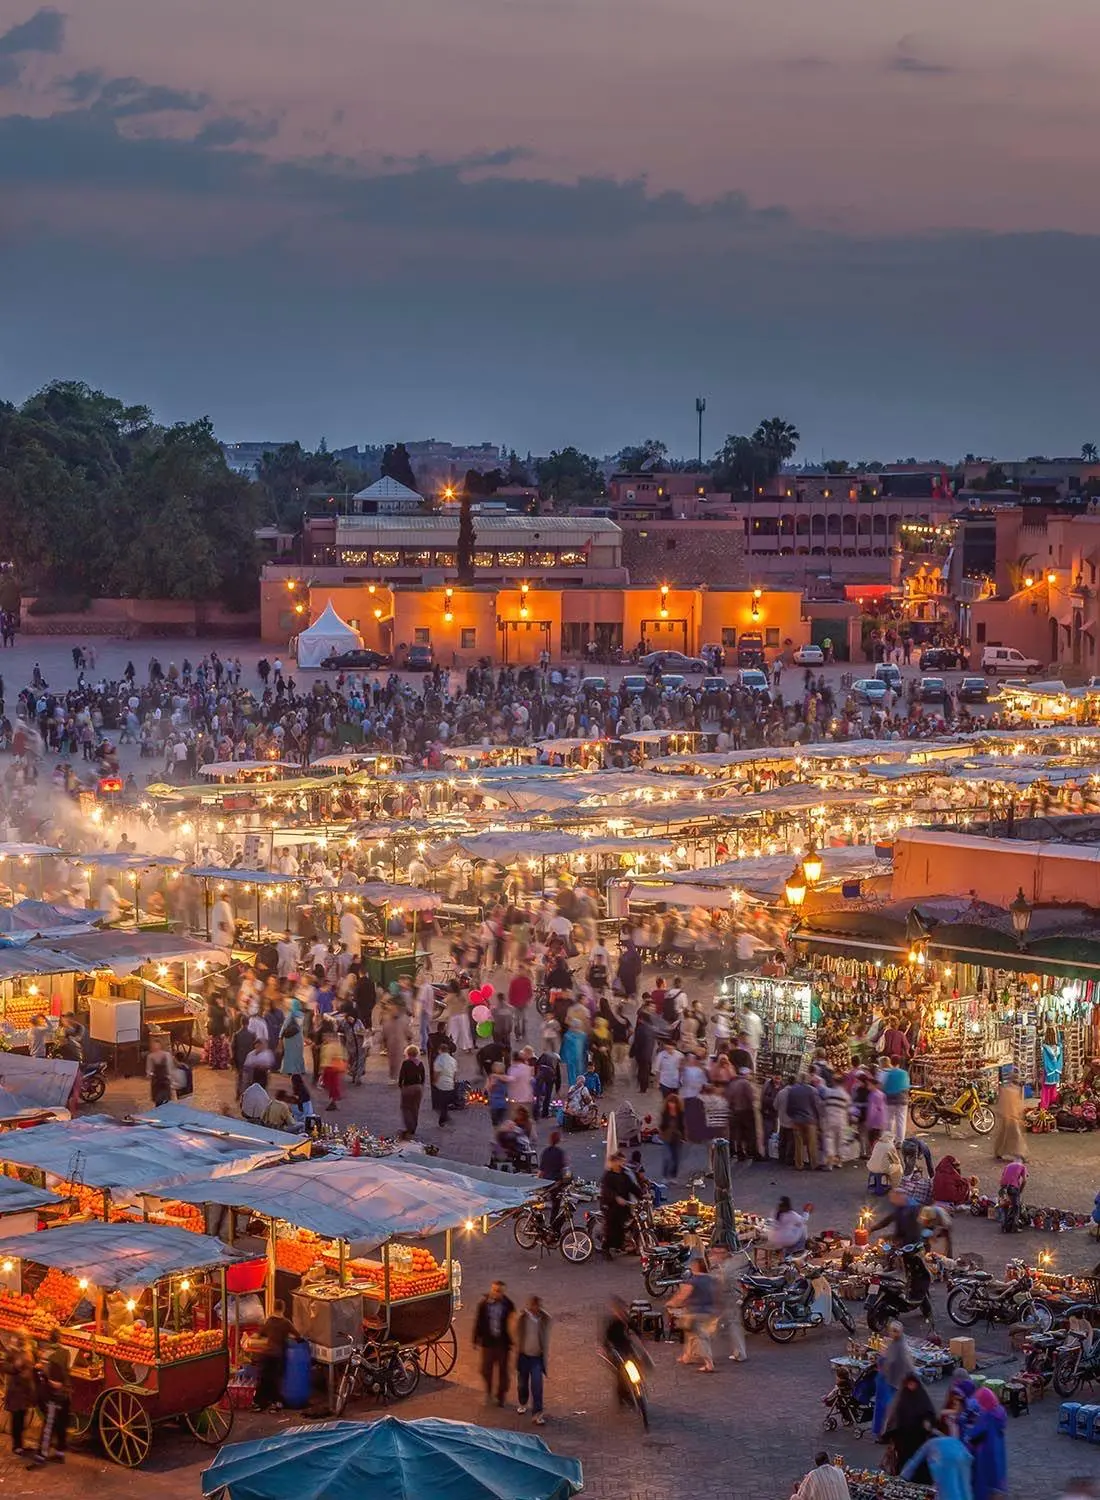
[474,552,494,568]
[721,627,737,647]
[371,550,399,566]
[404,550,432,568]
[433,551,456,568]
[339,550,371,566]
[414,627,431,645]
[558,551,586,566]
[496,550,525,568]
[975,622,986,644]
[765,628,780,648]
[527,550,556,568]
[460,628,477,650]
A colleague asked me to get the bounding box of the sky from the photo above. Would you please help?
[3,0,1100,460]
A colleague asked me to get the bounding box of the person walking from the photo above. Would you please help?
[669,1257,717,1372]
[32,1327,71,1464]
[397,1046,425,1139]
[880,1056,911,1152]
[433,1040,458,1127]
[711,1246,748,1363]
[472,1280,515,1407]
[252,1300,298,1413]
[514,1294,551,1425]
[146,1033,174,1107]
[992,1069,1027,1161]
[900,1421,975,1500]
[659,1091,686,1181]
[629,1005,656,1093]
[3,1336,35,1455]
[785,1074,821,1170]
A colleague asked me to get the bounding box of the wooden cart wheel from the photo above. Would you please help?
[184,1399,234,1447]
[97,1388,153,1468]
[420,1327,458,1379]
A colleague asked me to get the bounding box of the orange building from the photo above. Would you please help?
[261,578,860,666]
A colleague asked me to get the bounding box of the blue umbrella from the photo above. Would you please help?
[202,1417,584,1500]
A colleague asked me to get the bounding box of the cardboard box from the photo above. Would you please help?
[949,1336,976,1371]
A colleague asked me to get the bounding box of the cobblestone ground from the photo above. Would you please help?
[0,635,1086,1497]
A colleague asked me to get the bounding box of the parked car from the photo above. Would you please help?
[637,651,707,674]
[793,644,824,666]
[404,643,434,671]
[981,645,1042,674]
[850,678,888,705]
[957,676,989,703]
[700,676,729,695]
[320,648,392,670]
[619,674,647,698]
[658,674,687,693]
[737,668,770,693]
[873,662,903,691]
[919,646,963,671]
[580,676,608,695]
[919,676,947,702]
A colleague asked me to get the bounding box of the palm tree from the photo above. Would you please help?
[752,418,800,471]
[1082,443,1098,463]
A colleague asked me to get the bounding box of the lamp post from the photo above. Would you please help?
[1009,886,1032,947]
[784,863,807,909]
[802,845,822,885]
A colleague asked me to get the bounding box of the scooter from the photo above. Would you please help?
[865,1246,935,1333]
[78,1061,108,1105]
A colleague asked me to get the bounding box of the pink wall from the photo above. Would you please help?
[892,828,1100,907]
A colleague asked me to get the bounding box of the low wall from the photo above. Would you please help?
[20,599,260,638]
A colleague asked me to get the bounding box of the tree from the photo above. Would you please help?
[970,463,1011,492]
[534,447,605,503]
[456,494,476,582]
[256,441,343,527]
[614,438,667,472]
[823,459,850,475]
[381,442,418,491]
[712,434,770,493]
[462,467,505,497]
[751,417,800,469]
[1083,443,1098,463]
[505,449,531,486]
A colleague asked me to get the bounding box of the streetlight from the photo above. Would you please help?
[1009,887,1032,946]
[802,845,823,885]
[784,863,807,909]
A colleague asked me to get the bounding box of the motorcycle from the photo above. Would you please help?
[640,1241,693,1300]
[865,1246,935,1333]
[332,1338,420,1414]
[604,1346,649,1429]
[909,1081,995,1136]
[78,1061,108,1105]
[1053,1329,1100,1397]
[946,1269,1052,1333]
[511,1186,594,1263]
[765,1271,856,1343]
[739,1262,805,1334]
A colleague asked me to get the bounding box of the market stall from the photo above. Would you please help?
[0,1219,245,1464]
[166,1155,536,1383]
[311,882,436,986]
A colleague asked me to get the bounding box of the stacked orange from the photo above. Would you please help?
[36,1268,82,1321]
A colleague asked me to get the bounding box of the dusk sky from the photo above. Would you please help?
[3,0,1100,459]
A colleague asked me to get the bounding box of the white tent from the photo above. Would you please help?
[295,602,363,668]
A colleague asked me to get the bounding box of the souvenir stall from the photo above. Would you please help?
[0,1220,246,1465]
[165,1155,536,1393]
[716,973,819,1077]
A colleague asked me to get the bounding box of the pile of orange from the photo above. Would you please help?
[36,1268,82,1320]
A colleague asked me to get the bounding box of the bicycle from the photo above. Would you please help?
[332,1339,420,1414]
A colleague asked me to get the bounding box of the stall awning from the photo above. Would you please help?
[0,1118,288,1195]
[0,1221,241,1292]
[133,1103,307,1151]
[185,869,300,886]
[0,1178,61,1212]
[166,1156,536,1254]
[33,931,227,976]
[0,1056,79,1112]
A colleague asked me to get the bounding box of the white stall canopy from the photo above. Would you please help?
[295,603,363,668]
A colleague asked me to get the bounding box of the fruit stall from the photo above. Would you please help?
[167,1154,536,1382]
[0,1219,248,1466]
[0,1114,293,1227]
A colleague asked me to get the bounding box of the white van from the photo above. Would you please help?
[981,646,1041,674]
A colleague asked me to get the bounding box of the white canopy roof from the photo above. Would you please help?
[296,602,363,669]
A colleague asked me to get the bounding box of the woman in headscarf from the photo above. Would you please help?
[873,1321,915,1439]
[991,1069,1027,1161]
[561,1017,587,1087]
[965,1385,1008,1500]
[931,1154,973,1207]
[278,998,307,1093]
[882,1372,936,1477]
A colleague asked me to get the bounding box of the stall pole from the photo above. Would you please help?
[382,1241,390,1306]
[255,884,261,936]
[266,1218,276,1317]
[133,870,141,929]
[204,880,212,942]
[152,1276,161,1362]
[339,1239,348,1288]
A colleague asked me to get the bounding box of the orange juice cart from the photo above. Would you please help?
[0,1220,246,1466]
[167,1154,537,1391]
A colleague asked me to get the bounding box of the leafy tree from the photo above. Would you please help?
[505,449,531,486]
[256,441,343,527]
[381,442,419,491]
[615,438,668,472]
[462,468,505,497]
[712,434,771,493]
[1083,443,1098,463]
[535,447,605,503]
[823,459,850,475]
[456,494,476,582]
[970,463,1011,492]
[751,417,800,468]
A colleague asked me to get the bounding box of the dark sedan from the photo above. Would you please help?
[957,676,989,703]
[918,646,962,671]
[320,648,392,670]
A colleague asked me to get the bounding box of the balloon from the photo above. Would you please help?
[478,983,494,1003]
[475,1020,494,1038]
[471,1004,491,1023]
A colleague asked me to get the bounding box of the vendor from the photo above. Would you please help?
[253,1299,298,1414]
[931,1154,973,1207]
